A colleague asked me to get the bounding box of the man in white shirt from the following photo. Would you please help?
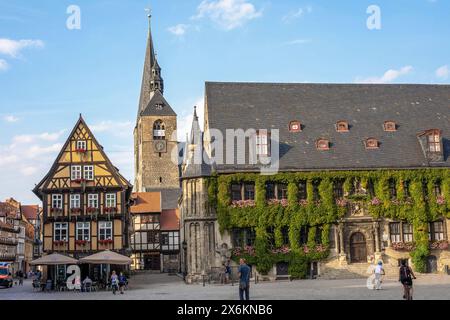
[373,261,385,290]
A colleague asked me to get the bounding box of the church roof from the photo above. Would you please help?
[205,82,450,172]
[141,90,177,117]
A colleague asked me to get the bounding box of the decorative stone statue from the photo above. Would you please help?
[215,243,231,264]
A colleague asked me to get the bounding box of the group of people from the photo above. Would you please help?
[110,271,127,295]
[370,259,417,300]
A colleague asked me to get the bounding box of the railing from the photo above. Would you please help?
[0,252,16,260]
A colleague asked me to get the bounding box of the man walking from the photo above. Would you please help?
[399,260,416,300]
[238,258,250,301]
[373,261,385,290]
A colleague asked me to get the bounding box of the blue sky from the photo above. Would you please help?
[0,0,449,204]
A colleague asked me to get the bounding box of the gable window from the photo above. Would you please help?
[76,140,86,151]
[153,120,165,140]
[71,166,82,180]
[365,138,379,149]
[333,179,344,199]
[70,194,81,209]
[289,121,302,132]
[433,180,442,197]
[389,178,397,200]
[384,121,397,132]
[299,226,309,245]
[266,183,275,200]
[429,221,445,241]
[402,223,413,242]
[427,130,441,152]
[106,193,116,208]
[256,130,269,156]
[389,223,401,243]
[277,184,288,200]
[231,184,242,201]
[244,183,255,200]
[316,139,330,151]
[84,165,94,181]
[54,223,68,242]
[336,121,349,132]
[281,226,290,246]
[99,221,112,241]
[88,194,98,208]
[298,181,307,200]
[76,222,90,241]
[52,194,63,209]
[403,180,411,198]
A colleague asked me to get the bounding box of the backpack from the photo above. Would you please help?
[400,266,411,282]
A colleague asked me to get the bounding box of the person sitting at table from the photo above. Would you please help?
[82,276,93,291]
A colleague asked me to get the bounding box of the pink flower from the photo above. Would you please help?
[231,200,256,208]
[298,199,308,206]
[336,199,348,207]
[436,196,446,205]
[371,198,381,206]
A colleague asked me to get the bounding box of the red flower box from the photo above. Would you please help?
[73,178,86,184]
[53,240,67,246]
[98,239,113,245]
[50,208,63,214]
[75,240,89,246]
[86,207,98,214]
[70,208,82,214]
[104,207,117,213]
[75,148,87,153]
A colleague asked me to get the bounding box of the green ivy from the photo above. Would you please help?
[212,169,449,273]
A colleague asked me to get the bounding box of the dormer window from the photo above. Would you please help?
[256,130,270,156]
[384,121,397,132]
[155,103,164,110]
[365,138,379,149]
[427,130,441,152]
[153,120,165,140]
[289,121,302,132]
[316,139,330,151]
[336,121,349,132]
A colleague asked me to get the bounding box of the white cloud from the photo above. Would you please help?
[12,130,66,144]
[20,166,38,176]
[282,6,312,23]
[436,65,449,80]
[355,66,413,84]
[0,38,44,58]
[168,24,190,36]
[0,59,8,71]
[177,97,205,142]
[283,39,311,46]
[4,115,18,122]
[193,0,262,30]
[90,120,134,138]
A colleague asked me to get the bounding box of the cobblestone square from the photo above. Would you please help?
[1,274,450,300]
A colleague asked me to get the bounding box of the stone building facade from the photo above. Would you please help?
[180,82,450,282]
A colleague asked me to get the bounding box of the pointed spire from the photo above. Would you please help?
[138,12,164,117]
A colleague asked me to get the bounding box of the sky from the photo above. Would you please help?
[0,0,449,204]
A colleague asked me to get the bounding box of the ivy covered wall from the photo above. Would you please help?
[207,169,449,276]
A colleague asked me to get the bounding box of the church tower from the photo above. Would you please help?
[134,14,180,201]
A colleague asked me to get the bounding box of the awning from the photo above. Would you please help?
[79,250,132,265]
[30,253,78,266]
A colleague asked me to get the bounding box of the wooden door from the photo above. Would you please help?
[144,254,161,271]
[350,232,367,263]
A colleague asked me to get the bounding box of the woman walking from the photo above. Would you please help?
[110,271,119,295]
[399,260,416,300]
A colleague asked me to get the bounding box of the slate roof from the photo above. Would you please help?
[141,90,176,117]
[205,82,450,172]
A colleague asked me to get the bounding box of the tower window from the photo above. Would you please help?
[153,120,166,140]
[159,177,163,183]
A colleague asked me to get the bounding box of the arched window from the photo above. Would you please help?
[336,121,349,132]
[316,139,330,151]
[364,138,379,149]
[153,120,165,140]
